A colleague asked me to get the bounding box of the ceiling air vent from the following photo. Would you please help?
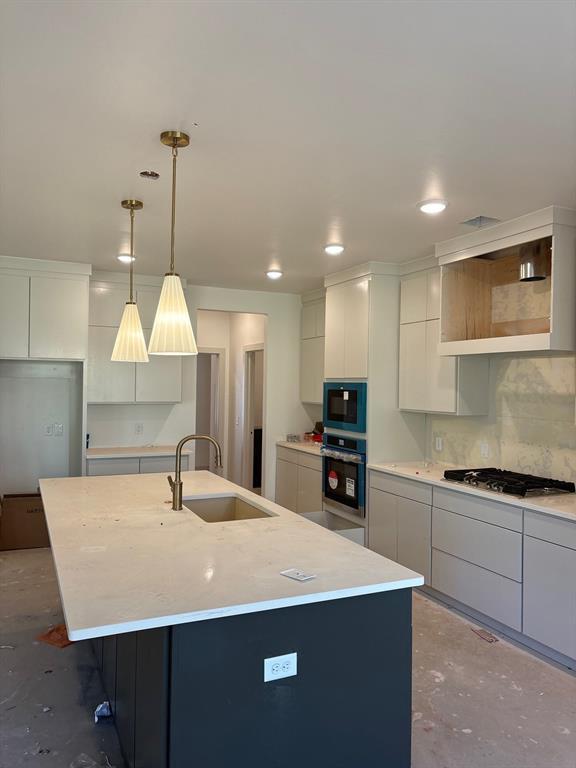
[461,215,501,229]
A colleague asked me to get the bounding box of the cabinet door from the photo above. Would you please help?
[368,488,398,560]
[135,331,182,403]
[397,497,431,583]
[89,283,128,326]
[297,465,322,514]
[87,458,140,476]
[87,326,136,403]
[300,337,324,404]
[136,288,161,330]
[301,304,317,339]
[0,274,29,357]
[425,319,457,413]
[398,322,426,410]
[115,633,137,768]
[324,284,346,379]
[344,278,369,378]
[30,276,88,359]
[400,273,427,324]
[275,459,298,511]
[314,300,326,337]
[523,536,576,659]
[426,269,441,320]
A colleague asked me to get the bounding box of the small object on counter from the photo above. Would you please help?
[94,701,112,723]
[286,434,300,443]
[303,432,314,442]
[280,568,317,582]
[313,421,324,435]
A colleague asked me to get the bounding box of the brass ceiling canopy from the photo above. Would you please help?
[160,130,190,148]
[121,199,144,211]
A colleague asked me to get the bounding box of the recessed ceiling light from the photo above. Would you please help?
[117,253,135,264]
[140,170,160,180]
[266,269,283,280]
[324,243,344,256]
[418,199,448,215]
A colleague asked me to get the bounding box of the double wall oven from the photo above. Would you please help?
[321,434,366,519]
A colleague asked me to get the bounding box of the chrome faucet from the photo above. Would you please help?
[168,434,223,511]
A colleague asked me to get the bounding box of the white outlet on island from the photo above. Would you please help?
[264,652,298,682]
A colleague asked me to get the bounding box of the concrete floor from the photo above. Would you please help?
[1,549,575,768]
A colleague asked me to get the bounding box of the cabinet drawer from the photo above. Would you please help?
[432,486,522,531]
[87,458,140,476]
[432,549,521,630]
[298,452,322,472]
[140,456,186,474]
[523,536,576,659]
[277,446,300,465]
[524,510,576,551]
[432,507,522,581]
[369,472,432,505]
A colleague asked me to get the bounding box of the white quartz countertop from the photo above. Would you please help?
[87,445,191,460]
[368,461,576,522]
[39,471,422,641]
[276,440,322,456]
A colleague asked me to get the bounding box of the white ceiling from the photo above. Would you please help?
[1,1,575,293]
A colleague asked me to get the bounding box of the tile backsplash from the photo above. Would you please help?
[428,355,576,481]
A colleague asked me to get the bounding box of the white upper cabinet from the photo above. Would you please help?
[135,288,161,329]
[399,270,488,415]
[87,326,136,403]
[89,283,128,326]
[400,268,440,324]
[437,206,576,355]
[29,276,89,359]
[324,277,369,379]
[0,274,29,358]
[135,330,182,403]
[300,296,325,404]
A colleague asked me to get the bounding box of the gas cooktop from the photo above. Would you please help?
[443,468,575,497]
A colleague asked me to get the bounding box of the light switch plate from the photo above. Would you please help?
[264,652,297,682]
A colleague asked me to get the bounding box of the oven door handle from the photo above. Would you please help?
[321,448,363,464]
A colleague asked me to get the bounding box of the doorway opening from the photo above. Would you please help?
[243,346,264,494]
[194,349,224,473]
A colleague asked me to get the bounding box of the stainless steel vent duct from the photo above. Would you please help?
[519,242,547,282]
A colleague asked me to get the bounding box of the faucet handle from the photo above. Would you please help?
[167,475,175,491]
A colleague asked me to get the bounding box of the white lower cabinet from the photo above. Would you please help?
[523,535,576,660]
[275,447,322,514]
[275,458,298,511]
[86,454,187,476]
[368,484,431,583]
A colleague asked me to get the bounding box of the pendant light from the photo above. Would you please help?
[148,130,198,356]
[111,200,149,363]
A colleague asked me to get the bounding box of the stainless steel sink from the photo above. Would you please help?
[182,496,274,523]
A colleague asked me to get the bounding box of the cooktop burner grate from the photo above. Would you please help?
[443,468,575,497]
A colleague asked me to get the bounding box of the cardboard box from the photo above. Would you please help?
[0,494,50,550]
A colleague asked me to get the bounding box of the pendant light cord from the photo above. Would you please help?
[129,207,135,303]
[169,144,178,274]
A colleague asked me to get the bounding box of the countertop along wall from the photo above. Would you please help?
[427,354,576,481]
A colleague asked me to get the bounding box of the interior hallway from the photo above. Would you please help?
[1,549,575,768]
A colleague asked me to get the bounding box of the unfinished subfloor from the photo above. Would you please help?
[1,548,575,768]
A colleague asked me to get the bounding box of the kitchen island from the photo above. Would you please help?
[40,470,423,768]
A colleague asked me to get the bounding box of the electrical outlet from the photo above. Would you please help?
[264,652,297,682]
[44,424,53,436]
[135,423,144,436]
[54,423,64,436]
[479,441,490,459]
[434,435,443,453]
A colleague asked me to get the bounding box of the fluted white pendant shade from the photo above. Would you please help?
[111,302,149,362]
[148,274,198,355]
